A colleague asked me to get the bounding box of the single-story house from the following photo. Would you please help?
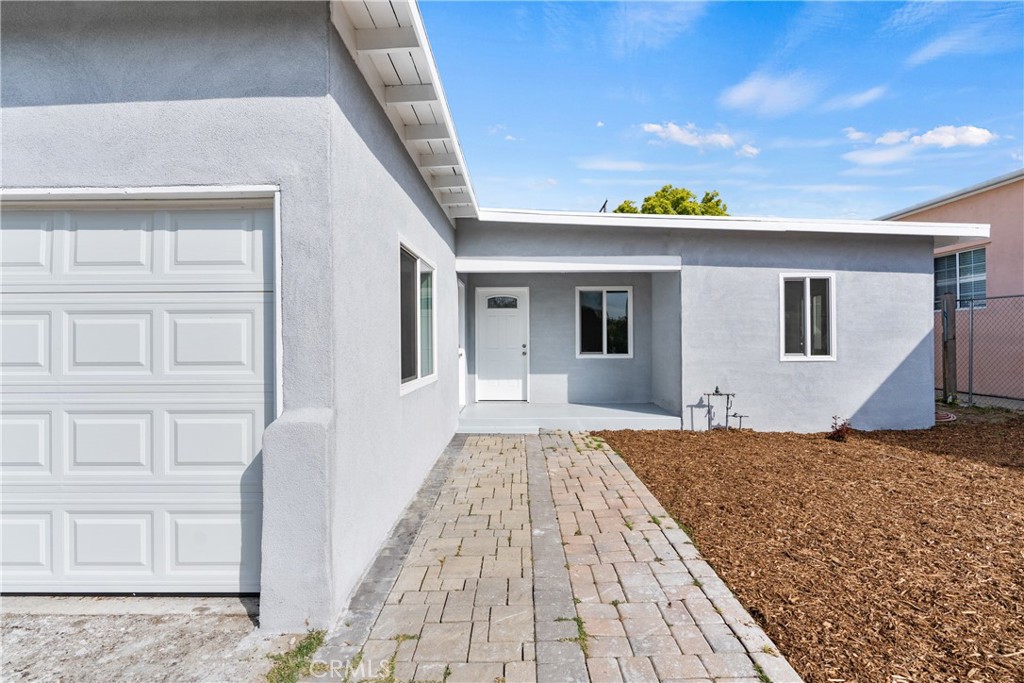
[0,1,987,630]
[880,170,1024,402]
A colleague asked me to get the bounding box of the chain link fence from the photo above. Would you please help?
[934,294,1024,410]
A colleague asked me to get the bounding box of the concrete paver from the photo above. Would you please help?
[309,431,803,682]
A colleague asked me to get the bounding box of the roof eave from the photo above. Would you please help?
[467,207,989,240]
[330,0,478,224]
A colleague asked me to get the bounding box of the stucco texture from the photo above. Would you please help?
[457,221,937,432]
[2,1,459,630]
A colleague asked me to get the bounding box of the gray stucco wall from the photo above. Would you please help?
[457,221,936,432]
[2,2,459,630]
[650,272,683,414]
[466,273,653,404]
[325,26,459,625]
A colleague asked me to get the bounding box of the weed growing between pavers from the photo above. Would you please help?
[555,616,590,657]
[266,630,326,683]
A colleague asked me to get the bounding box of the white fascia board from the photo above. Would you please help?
[473,208,989,239]
[406,0,478,216]
[0,185,281,201]
[456,255,682,273]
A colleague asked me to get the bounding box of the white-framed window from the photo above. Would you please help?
[934,248,986,310]
[400,246,436,390]
[780,273,836,361]
[576,286,633,358]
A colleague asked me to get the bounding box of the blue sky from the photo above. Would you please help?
[419,1,1024,218]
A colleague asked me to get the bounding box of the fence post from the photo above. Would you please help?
[941,292,957,403]
[968,298,975,406]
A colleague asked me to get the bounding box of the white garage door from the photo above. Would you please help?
[0,204,273,592]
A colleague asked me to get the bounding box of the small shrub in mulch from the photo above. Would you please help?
[597,409,1024,683]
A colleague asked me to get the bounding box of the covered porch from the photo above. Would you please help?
[456,255,683,433]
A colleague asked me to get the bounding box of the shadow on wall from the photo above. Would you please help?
[849,331,935,430]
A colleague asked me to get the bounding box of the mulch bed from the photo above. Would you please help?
[596,407,1024,683]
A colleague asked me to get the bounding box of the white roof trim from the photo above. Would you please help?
[0,185,280,201]
[877,169,1024,221]
[331,0,478,223]
[471,208,989,239]
[456,255,682,273]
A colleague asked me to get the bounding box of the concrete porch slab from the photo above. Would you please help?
[457,402,681,434]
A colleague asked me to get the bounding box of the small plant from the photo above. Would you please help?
[827,415,852,442]
[649,514,662,527]
[692,578,703,588]
[623,519,634,530]
[574,528,582,536]
[610,599,621,607]
[266,629,326,683]
[753,661,773,683]
[573,597,581,604]
[556,616,590,656]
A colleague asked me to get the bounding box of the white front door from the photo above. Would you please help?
[475,288,529,401]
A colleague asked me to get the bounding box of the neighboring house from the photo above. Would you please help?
[0,1,985,631]
[880,170,1024,401]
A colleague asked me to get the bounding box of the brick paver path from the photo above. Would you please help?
[309,432,802,683]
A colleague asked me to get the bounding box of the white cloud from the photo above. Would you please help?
[910,125,996,148]
[875,130,911,145]
[596,121,605,128]
[641,122,736,150]
[822,86,887,111]
[842,145,916,166]
[907,25,983,66]
[843,125,998,166]
[487,124,506,135]
[609,2,706,55]
[718,71,821,117]
[842,127,871,142]
[577,158,654,172]
[504,134,519,142]
[882,2,947,34]
[575,157,719,173]
[737,144,760,158]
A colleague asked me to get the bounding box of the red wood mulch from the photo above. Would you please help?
[596,408,1024,683]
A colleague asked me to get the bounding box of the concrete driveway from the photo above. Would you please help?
[1,596,293,682]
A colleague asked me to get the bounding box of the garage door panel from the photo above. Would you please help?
[68,213,154,273]
[0,312,51,374]
[2,495,261,591]
[0,212,53,274]
[1,206,271,593]
[168,311,255,374]
[1,208,271,288]
[2,400,267,483]
[68,411,154,472]
[168,211,269,279]
[68,311,152,373]
[0,513,52,572]
[0,413,51,473]
[1,295,271,388]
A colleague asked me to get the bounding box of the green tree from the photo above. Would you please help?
[613,184,728,216]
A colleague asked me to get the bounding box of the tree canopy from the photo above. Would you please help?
[613,184,728,216]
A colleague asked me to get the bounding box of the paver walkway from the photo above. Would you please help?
[309,432,802,683]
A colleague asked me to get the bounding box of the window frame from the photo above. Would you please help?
[575,286,634,359]
[778,273,837,362]
[399,244,438,395]
[934,247,986,311]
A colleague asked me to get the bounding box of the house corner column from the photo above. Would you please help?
[259,407,336,631]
